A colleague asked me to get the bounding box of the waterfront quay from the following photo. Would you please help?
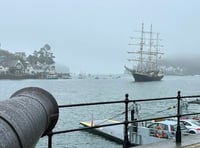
[133,134,200,148]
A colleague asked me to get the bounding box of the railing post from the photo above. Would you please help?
[123,94,129,148]
[176,91,181,144]
[48,132,53,148]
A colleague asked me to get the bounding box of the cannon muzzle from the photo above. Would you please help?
[0,87,59,148]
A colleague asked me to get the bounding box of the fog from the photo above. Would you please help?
[0,0,200,74]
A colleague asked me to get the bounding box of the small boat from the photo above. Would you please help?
[125,23,164,82]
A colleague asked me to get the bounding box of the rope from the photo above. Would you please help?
[142,105,176,119]
[97,104,136,125]
[95,103,177,125]
[94,99,198,126]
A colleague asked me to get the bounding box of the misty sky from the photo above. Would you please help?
[0,0,200,74]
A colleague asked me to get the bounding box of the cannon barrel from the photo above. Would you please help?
[0,87,59,148]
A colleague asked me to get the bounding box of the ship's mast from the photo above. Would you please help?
[148,24,153,71]
[139,23,144,72]
[155,33,159,71]
[127,23,163,73]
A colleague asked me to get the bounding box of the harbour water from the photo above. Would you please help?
[1,74,200,148]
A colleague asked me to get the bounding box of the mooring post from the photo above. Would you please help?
[48,132,53,148]
[131,102,135,122]
[123,94,129,148]
[176,91,182,144]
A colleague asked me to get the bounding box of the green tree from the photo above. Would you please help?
[27,44,55,65]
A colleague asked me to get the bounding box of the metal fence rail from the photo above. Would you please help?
[46,91,200,148]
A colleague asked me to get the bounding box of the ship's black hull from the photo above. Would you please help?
[132,72,164,82]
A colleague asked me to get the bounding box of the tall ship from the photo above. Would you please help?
[125,23,164,82]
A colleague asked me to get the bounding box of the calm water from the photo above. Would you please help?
[1,75,200,148]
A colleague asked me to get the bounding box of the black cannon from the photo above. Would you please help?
[0,87,59,148]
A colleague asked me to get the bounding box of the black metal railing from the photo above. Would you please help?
[46,91,200,148]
